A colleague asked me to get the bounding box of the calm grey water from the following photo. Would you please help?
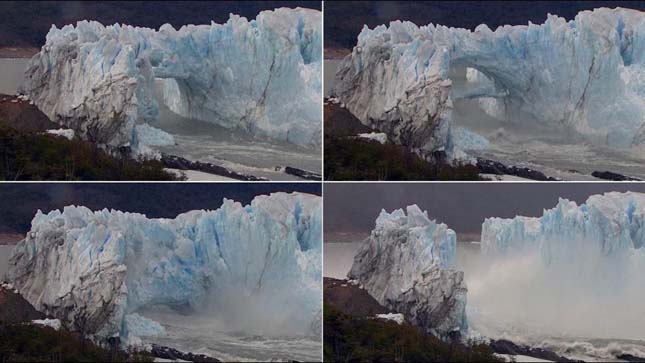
[323,242,361,279]
[151,80,322,180]
[0,245,15,280]
[324,60,340,97]
[0,58,29,95]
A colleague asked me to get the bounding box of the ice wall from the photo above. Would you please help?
[332,7,645,160]
[7,192,322,342]
[21,8,322,152]
[471,192,645,340]
[348,205,468,338]
[481,191,645,263]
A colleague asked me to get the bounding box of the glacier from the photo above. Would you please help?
[20,7,322,154]
[469,191,645,344]
[7,192,322,343]
[348,205,468,338]
[332,7,645,161]
[481,191,645,263]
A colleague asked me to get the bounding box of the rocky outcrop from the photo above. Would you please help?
[348,205,467,339]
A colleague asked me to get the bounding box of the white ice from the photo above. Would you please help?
[21,8,322,154]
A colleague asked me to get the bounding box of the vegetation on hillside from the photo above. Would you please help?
[0,323,153,362]
[0,124,181,181]
[323,103,482,181]
[324,304,502,362]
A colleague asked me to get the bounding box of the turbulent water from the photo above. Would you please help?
[140,309,321,362]
[326,239,645,362]
[458,241,645,362]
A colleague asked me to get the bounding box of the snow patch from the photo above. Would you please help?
[357,132,387,144]
[31,319,62,330]
[375,313,405,324]
[46,128,75,140]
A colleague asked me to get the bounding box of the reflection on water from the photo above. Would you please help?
[0,58,29,95]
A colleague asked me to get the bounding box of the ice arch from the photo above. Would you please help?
[332,7,644,159]
[21,8,322,152]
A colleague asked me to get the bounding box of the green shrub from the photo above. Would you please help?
[0,323,154,362]
[0,124,181,181]
[324,136,482,181]
[324,304,502,362]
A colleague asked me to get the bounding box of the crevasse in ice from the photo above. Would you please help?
[7,192,322,342]
[332,7,645,161]
[348,205,468,338]
[21,7,322,153]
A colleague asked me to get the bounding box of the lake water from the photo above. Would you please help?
[0,245,15,280]
[324,60,340,97]
[0,58,29,95]
[323,242,361,279]
[141,308,321,362]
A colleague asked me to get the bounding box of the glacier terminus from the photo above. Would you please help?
[331,7,645,174]
[20,7,322,156]
[7,192,322,345]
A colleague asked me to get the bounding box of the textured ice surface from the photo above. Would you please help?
[333,7,645,161]
[348,205,467,338]
[469,192,645,357]
[21,8,322,153]
[481,191,645,262]
[8,192,322,343]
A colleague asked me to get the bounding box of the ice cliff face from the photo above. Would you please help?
[7,192,322,342]
[332,7,645,160]
[481,192,645,265]
[348,205,468,338]
[21,7,322,153]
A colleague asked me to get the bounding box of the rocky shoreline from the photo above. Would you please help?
[0,284,223,362]
[477,158,558,181]
[324,277,595,363]
[160,153,269,181]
